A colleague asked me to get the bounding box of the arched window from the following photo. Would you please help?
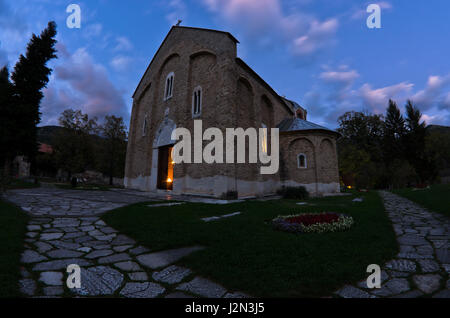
[164,72,174,100]
[192,86,202,117]
[297,153,307,168]
[261,123,268,155]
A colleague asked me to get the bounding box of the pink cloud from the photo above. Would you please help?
[320,69,359,84]
[41,44,128,125]
[411,74,450,110]
[359,82,414,113]
[202,0,338,57]
[292,19,338,56]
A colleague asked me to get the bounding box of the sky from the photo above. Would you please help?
[0,0,449,129]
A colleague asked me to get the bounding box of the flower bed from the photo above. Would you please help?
[272,212,354,234]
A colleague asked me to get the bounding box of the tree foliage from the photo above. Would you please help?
[51,110,128,182]
[0,67,14,167]
[53,109,98,177]
[99,115,128,185]
[1,21,57,174]
[338,99,445,189]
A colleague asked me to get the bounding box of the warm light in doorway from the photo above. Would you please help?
[167,178,173,183]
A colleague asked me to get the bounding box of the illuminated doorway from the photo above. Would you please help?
[157,145,174,190]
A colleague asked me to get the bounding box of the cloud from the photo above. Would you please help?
[0,0,30,66]
[201,0,338,58]
[303,64,450,128]
[351,1,393,20]
[292,19,338,56]
[41,44,128,125]
[411,74,450,111]
[83,23,103,39]
[110,56,133,72]
[166,0,187,25]
[359,82,414,113]
[114,36,133,52]
[319,68,359,84]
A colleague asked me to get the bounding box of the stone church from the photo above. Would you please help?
[124,26,340,198]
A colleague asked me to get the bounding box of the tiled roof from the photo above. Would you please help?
[277,118,337,134]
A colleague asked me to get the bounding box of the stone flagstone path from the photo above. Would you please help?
[335,191,449,298]
[4,188,247,298]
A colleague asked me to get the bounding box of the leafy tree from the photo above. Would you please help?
[10,21,57,174]
[425,129,450,182]
[100,115,128,185]
[389,159,417,189]
[53,109,98,177]
[337,111,386,188]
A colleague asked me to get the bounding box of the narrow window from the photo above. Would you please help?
[192,86,202,117]
[142,115,148,136]
[297,154,307,168]
[261,123,268,154]
[164,72,174,100]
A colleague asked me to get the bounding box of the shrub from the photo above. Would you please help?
[220,190,238,200]
[277,186,309,200]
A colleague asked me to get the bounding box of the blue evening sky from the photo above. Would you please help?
[0,0,449,128]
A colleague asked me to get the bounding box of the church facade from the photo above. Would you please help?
[124,26,340,198]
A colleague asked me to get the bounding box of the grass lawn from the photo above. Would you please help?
[393,184,450,218]
[102,191,398,297]
[0,200,29,297]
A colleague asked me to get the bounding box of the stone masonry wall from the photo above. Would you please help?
[124,27,340,197]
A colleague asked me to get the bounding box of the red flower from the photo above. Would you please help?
[285,213,339,226]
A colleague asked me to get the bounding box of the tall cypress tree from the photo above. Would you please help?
[384,99,405,163]
[0,66,13,169]
[10,21,57,173]
[404,100,428,183]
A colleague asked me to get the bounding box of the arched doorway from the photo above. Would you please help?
[152,117,176,191]
[157,145,174,190]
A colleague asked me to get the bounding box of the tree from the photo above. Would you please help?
[337,111,385,159]
[384,99,406,160]
[53,109,98,178]
[404,100,429,183]
[383,99,410,187]
[337,111,386,188]
[0,67,13,169]
[10,21,57,174]
[425,129,450,182]
[100,116,128,185]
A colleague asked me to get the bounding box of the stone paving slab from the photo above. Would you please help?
[137,246,204,269]
[119,282,165,298]
[176,277,227,298]
[152,265,192,284]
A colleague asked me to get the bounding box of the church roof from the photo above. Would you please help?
[281,97,305,111]
[174,26,239,43]
[277,118,339,135]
